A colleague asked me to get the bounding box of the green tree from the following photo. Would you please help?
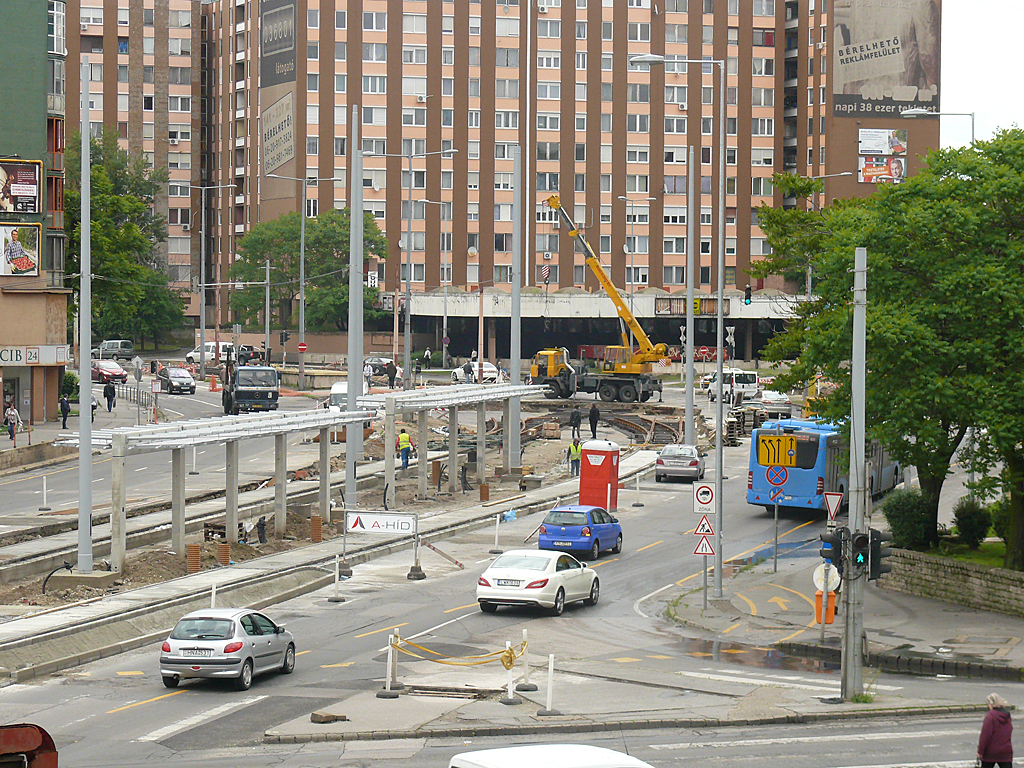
[757,132,1024,558]
[134,269,187,350]
[229,208,389,331]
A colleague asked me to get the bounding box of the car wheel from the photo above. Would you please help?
[612,534,622,554]
[584,577,600,606]
[550,588,565,616]
[235,659,253,691]
[479,601,497,613]
[655,473,662,483]
[589,541,600,561]
[190,388,196,394]
[281,644,296,674]
[162,675,179,689]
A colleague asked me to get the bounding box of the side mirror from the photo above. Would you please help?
[275,625,286,634]
[610,516,619,523]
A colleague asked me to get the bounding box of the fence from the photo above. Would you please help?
[114,381,153,409]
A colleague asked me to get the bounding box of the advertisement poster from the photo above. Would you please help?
[261,92,295,174]
[259,0,296,188]
[259,0,295,88]
[1,223,42,276]
[858,128,907,157]
[833,0,940,117]
[0,160,42,214]
[858,156,907,185]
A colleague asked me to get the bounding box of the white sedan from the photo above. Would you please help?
[476,549,599,616]
[754,389,793,417]
[451,361,500,384]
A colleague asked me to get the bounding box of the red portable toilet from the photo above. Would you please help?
[579,439,620,511]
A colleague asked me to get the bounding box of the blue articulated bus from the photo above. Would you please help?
[746,419,900,515]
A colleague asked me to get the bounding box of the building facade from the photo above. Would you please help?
[0,1,71,423]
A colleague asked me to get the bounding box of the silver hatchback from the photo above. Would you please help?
[655,443,706,482]
[160,608,295,690]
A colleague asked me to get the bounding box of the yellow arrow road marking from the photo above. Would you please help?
[767,596,790,610]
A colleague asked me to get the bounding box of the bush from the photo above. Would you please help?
[952,496,991,549]
[880,488,933,549]
[62,371,79,399]
[990,497,1010,543]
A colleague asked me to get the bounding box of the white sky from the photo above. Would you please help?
[940,0,1022,146]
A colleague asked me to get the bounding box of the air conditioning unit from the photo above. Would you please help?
[181,223,190,231]
[816,41,826,49]
[81,22,89,31]
[416,95,428,103]
[538,5,548,11]
[543,252,552,260]
[169,138,179,145]
[677,103,687,111]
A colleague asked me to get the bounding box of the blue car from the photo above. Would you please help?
[538,504,623,561]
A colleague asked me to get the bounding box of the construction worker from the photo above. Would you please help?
[396,428,415,470]
[569,405,582,440]
[568,438,582,477]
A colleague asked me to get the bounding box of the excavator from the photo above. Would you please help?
[530,195,668,404]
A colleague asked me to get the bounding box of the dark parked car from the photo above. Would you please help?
[91,359,128,384]
[364,356,394,375]
[538,504,622,561]
[157,367,197,394]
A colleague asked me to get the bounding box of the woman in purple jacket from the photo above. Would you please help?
[979,693,1013,768]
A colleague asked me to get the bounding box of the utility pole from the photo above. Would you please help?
[346,105,364,509]
[77,57,94,574]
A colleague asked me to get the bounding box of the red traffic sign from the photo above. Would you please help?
[766,466,788,487]
[824,492,844,521]
[297,342,308,353]
[698,345,710,357]
[769,487,784,503]
[694,515,714,536]
[693,536,716,556]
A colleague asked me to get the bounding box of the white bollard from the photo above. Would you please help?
[538,653,561,716]
[500,640,521,705]
[489,512,503,554]
[39,476,51,511]
[376,634,400,699]
[189,445,199,475]
[328,553,345,603]
[632,474,644,508]
[515,628,538,692]
[210,583,217,608]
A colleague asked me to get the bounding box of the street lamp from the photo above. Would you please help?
[901,107,976,146]
[365,148,458,390]
[420,198,451,368]
[618,195,656,354]
[265,172,345,390]
[803,171,853,300]
[633,51,726,597]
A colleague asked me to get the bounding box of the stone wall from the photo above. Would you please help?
[881,549,1024,618]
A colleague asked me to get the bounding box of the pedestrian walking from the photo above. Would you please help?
[568,438,582,477]
[569,405,582,440]
[363,361,373,392]
[103,381,116,411]
[588,403,600,440]
[979,693,1013,768]
[5,403,21,440]
[386,360,398,390]
[423,348,431,366]
[396,428,415,470]
[462,360,475,384]
[59,395,71,429]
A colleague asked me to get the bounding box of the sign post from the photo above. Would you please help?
[133,360,143,426]
[769,486,784,573]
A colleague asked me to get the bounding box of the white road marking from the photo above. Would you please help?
[379,612,476,652]
[677,669,841,693]
[650,729,974,750]
[633,582,674,618]
[134,467,148,472]
[135,695,267,742]
[163,408,184,417]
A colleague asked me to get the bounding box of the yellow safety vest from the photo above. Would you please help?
[569,443,582,460]
[398,432,412,450]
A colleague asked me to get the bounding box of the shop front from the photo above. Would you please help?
[0,345,70,424]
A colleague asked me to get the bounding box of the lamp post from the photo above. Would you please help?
[633,52,726,593]
[265,172,345,390]
[420,198,451,368]
[618,195,656,355]
[366,149,458,390]
[803,171,853,300]
[182,182,235,379]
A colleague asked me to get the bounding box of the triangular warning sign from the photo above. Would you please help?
[694,515,715,536]
[693,536,715,556]
[823,492,844,521]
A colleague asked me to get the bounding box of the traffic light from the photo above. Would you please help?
[869,528,893,580]
[744,285,752,305]
[851,531,870,568]
[819,527,845,569]
[279,330,291,345]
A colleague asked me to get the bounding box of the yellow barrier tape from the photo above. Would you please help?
[391,639,527,670]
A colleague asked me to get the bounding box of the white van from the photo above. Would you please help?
[450,745,655,768]
[186,341,233,365]
[327,379,369,410]
[706,367,760,402]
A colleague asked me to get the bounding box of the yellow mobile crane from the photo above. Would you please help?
[529,195,668,403]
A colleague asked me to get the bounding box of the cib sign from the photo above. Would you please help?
[346,512,415,534]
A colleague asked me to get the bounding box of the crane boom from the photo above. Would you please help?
[545,195,666,361]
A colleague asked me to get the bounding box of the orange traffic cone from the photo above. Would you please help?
[210,375,220,392]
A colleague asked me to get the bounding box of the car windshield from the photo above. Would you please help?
[170,617,234,640]
[491,554,550,571]
[169,370,191,379]
[237,369,278,387]
[98,361,119,370]
[735,373,757,385]
[661,445,697,458]
[544,511,588,526]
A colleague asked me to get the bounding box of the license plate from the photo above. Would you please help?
[496,579,521,587]
[553,541,572,547]
[180,648,212,657]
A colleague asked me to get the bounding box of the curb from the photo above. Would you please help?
[263,703,990,743]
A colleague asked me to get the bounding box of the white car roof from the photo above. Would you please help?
[450,745,654,768]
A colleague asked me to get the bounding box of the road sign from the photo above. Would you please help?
[824,492,844,521]
[693,536,715,556]
[151,380,161,393]
[693,483,714,516]
[442,336,450,346]
[131,355,144,371]
[698,345,709,358]
[694,515,714,536]
[766,465,788,487]
[769,487,784,503]
[813,562,842,592]
[133,367,143,383]
[758,434,797,467]
[297,342,308,353]
[346,511,416,534]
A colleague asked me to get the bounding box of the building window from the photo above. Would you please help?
[752,28,775,46]
[48,1,66,55]
[363,12,386,31]
[751,177,774,196]
[404,14,427,33]
[627,23,650,42]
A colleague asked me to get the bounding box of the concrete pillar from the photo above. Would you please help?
[110,433,127,573]
[476,402,487,485]
[171,447,185,555]
[745,320,754,362]
[418,408,429,499]
[487,317,497,363]
[448,405,458,494]
[320,427,331,523]
[226,440,238,542]
[384,396,396,509]
[275,433,287,537]
[501,399,511,474]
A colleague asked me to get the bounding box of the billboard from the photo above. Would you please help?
[262,92,295,174]
[259,0,296,193]
[0,160,42,214]
[1,223,42,276]
[259,0,296,89]
[858,156,907,185]
[832,0,940,118]
[858,128,907,157]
